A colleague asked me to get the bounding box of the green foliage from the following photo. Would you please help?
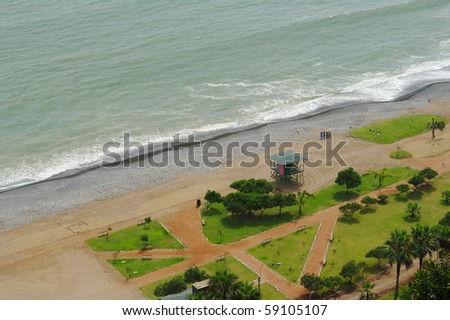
[420,167,438,180]
[350,114,447,144]
[427,117,446,138]
[339,260,361,283]
[204,190,222,208]
[339,202,362,216]
[272,193,296,215]
[442,191,450,204]
[361,196,377,208]
[365,246,388,265]
[300,274,323,295]
[396,184,410,194]
[144,217,152,224]
[230,179,273,194]
[409,253,449,299]
[411,224,439,270]
[141,234,149,244]
[321,276,343,294]
[408,174,425,190]
[206,269,260,300]
[405,202,421,218]
[377,194,389,204]
[296,190,315,216]
[384,229,414,300]
[372,168,392,188]
[184,266,209,284]
[87,221,183,251]
[154,276,187,297]
[359,281,377,300]
[439,212,450,227]
[335,167,362,192]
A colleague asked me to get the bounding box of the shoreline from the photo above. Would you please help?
[0,95,448,298]
[1,82,450,233]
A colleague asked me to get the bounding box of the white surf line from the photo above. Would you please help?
[298,222,322,281]
[318,216,339,276]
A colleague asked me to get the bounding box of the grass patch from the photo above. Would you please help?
[248,225,319,283]
[302,166,418,215]
[202,167,416,244]
[321,173,450,278]
[139,255,286,300]
[389,149,412,159]
[350,114,447,144]
[108,257,185,279]
[202,204,295,244]
[87,221,184,251]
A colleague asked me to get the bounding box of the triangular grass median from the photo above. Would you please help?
[248,225,319,283]
[350,114,447,144]
[108,257,185,279]
[87,220,184,251]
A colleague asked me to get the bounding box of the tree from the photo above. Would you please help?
[141,234,149,248]
[254,194,274,217]
[396,184,410,194]
[408,174,425,191]
[234,282,261,300]
[372,168,392,188]
[365,246,388,266]
[377,194,388,204]
[427,117,445,139]
[223,192,247,215]
[335,167,361,193]
[411,225,438,271]
[204,190,222,209]
[405,202,421,218]
[296,190,315,216]
[409,253,449,299]
[272,193,296,216]
[322,276,342,294]
[184,266,208,284]
[441,191,450,204]
[420,167,438,181]
[439,212,450,227]
[361,196,377,209]
[300,274,323,297]
[230,179,273,194]
[339,202,362,217]
[154,276,187,297]
[359,281,377,300]
[339,260,361,283]
[384,229,413,300]
[207,269,240,300]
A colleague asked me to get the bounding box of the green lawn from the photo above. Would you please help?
[302,166,417,215]
[321,173,450,278]
[86,221,184,251]
[108,257,185,279]
[202,167,416,244]
[350,114,447,144]
[248,225,319,283]
[389,149,412,159]
[202,204,296,244]
[139,255,287,300]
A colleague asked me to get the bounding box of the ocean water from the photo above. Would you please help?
[1,0,450,192]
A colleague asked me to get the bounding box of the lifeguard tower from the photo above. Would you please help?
[270,151,305,186]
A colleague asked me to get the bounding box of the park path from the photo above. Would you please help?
[93,153,450,299]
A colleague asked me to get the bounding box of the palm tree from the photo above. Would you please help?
[411,225,438,271]
[235,282,261,300]
[405,202,421,218]
[359,281,376,300]
[384,230,413,300]
[372,168,392,188]
[296,190,315,216]
[207,269,240,300]
[427,117,445,138]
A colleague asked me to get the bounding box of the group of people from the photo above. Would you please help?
[320,130,332,139]
[369,128,381,135]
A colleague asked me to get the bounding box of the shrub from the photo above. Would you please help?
[230,179,273,194]
[377,194,388,204]
[154,276,187,297]
[184,266,208,284]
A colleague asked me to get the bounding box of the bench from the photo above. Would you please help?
[98,231,109,238]
[262,238,272,245]
[297,225,306,232]
[137,220,146,226]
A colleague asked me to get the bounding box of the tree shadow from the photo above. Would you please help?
[407,191,423,201]
[403,215,421,223]
[202,207,223,217]
[333,191,359,202]
[421,184,436,194]
[338,216,360,225]
[220,212,295,230]
[360,207,376,214]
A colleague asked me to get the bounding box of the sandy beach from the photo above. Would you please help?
[0,89,449,299]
